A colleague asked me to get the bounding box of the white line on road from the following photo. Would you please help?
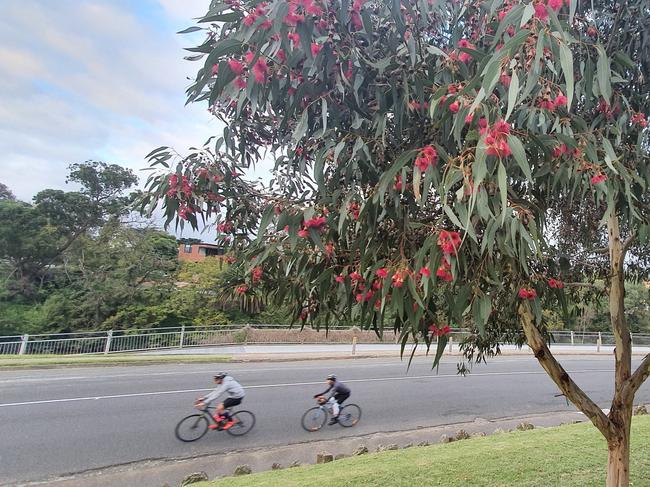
[0,362,407,384]
[0,356,602,384]
[0,368,613,408]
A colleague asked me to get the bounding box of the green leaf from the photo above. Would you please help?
[177,26,203,34]
[498,162,508,225]
[492,4,524,47]
[473,141,487,185]
[377,151,413,196]
[505,71,519,121]
[293,109,309,141]
[481,58,502,95]
[569,0,577,23]
[256,205,274,242]
[321,98,328,132]
[204,39,243,77]
[472,294,491,336]
[520,3,535,27]
[206,11,242,22]
[507,135,532,181]
[602,138,619,174]
[596,45,612,103]
[559,42,574,110]
[443,206,464,230]
[432,335,448,369]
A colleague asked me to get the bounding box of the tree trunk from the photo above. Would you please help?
[607,423,631,487]
[606,213,633,487]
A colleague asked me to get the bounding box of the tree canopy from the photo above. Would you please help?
[141,1,649,484]
[0,161,138,297]
[142,0,649,346]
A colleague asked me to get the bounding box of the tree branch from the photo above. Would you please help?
[606,1,627,54]
[565,282,605,290]
[518,303,615,439]
[621,232,636,258]
[625,352,650,396]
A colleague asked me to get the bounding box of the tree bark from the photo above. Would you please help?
[518,303,614,438]
[607,407,632,487]
[606,213,634,487]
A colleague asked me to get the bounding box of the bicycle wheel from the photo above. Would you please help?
[175,414,209,442]
[226,410,256,436]
[338,404,361,427]
[301,406,327,432]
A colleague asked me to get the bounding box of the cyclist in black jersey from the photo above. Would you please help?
[314,374,351,424]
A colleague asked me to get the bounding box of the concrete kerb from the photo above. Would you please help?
[31,411,588,487]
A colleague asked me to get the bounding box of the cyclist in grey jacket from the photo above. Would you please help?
[314,374,351,425]
[196,373,245,429]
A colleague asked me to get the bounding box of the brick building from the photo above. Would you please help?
[178,242,225,262]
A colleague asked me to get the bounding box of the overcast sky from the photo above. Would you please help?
[0,0,248,239]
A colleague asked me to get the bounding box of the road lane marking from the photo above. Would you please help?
[0,368,613,408]
[0,362,407,384]
[0,356,608,384]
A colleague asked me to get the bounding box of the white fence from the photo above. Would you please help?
[0,326,648,356]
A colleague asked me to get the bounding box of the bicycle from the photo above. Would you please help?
[175,406,256,442]
[301,397,362,432]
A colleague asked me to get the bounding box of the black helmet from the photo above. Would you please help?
[214,372,228,380]
[326,374,336,381]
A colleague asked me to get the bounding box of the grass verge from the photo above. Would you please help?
[199,416,650,487]
[0,354,230,368]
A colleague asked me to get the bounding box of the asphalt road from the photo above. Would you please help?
[1,355,649,485]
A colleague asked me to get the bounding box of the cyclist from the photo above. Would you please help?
[314,374,350,425]
[195,372,245,430]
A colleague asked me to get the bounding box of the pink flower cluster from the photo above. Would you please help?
[226,51,270,87]
[298,215,327,237]
[414,146,438,172]
[428,324,451,337]
[518,287,537,300]
[391,270,407,288]
[481,120,512,158]
[217,221,234,233]
[538,93,568,112]
[591,173,607,185]
[251,266,263,283]
[534,0,568,21]
[631,112,648,128]
[457,39,475,63]
[436,230,461,282]
[167,174,192,197]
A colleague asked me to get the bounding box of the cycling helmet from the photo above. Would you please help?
[326,374,337,381]
[214,372,228,380]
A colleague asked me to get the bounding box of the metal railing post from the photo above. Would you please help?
[179,325,186,349]
[570,331,574,346]
[597,332,602,353]
[447,336,453,353]
[104,330,113,355]
[351,336,357,356]
[19,334,29,355]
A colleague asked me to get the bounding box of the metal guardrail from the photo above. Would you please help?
[0,326,648,356]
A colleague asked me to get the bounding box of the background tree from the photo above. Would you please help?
[142,0,650,484]
[0,182,15,201]
[39,223,179,331]
[0,161,137,297]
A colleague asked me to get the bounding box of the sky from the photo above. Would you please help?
[0,0,247,239]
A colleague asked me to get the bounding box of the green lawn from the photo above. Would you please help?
[0,354,230,368]
[200,417,650,487]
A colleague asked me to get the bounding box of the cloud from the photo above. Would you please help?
[0,0,218,205]
[0,0,274,241]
